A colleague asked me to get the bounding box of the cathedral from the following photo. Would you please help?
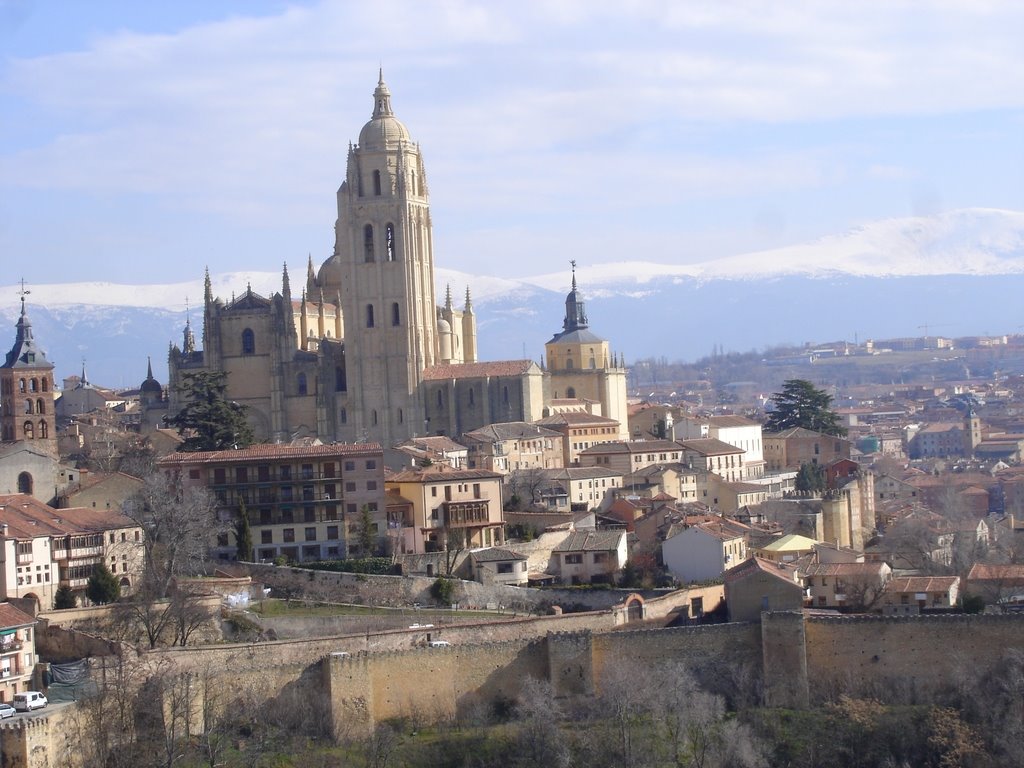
[163,73,627,446]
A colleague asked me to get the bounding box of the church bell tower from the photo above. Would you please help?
[318,72,438,444]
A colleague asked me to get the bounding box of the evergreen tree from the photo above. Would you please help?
[765,379,847,436]
[795,462,827,494]
[166,371,255,451]
[357,505,376,556]
[235,498,254,562]
[53,584,77,610]
[86,563,121,605]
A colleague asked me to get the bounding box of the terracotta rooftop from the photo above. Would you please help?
[387,466,502,483]
[535,412,620,427]
[885,576,959,593]
[553,530,625,553]
[0,494,137,539]
[0,602,35,630]
[677,438,745,456]
[723,556,801,586]
[421,360,536,380]
[158,442,383,466]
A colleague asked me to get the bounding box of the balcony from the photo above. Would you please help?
[16,553,32,565]
[0,642,22,654]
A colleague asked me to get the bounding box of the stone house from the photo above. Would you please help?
[470,547,528,587]
[763,427,851,471]
[723,556,805,622]
[662,517,751,583]
[880,576,960,611]
[552,530,628,585]
[800,561,892,610]
[461,422,563,474]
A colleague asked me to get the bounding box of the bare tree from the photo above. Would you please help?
[124,472,221,599]
[512,677,570,768]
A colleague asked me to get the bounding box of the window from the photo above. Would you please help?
[564,554,583,565]
[345,482,356,492]
[335,366,347,392]
[305,527,317,542]
[280,465,292,480]
[366,460,377,470]
[16,472,32,495]
[373,169,382,196]
[23,421,33,439]
[36,398,44,414]
[385,223,396,261]
[297,373,308,396]
[468,388,475,406]
[497,563,513,574]
[391,302,400,326]
[566,387,576,399]
[367,481,378,491]
[339,408,347,424]
[327,525,339,540]
[261,530,273,544]
[344,460,355,471]
[372,410,378,426]
[283,529,295,543]
[242,328,255,354]
[30,379,37,393]
[364,224,375,262]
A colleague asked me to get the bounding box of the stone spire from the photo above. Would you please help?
[204,267,213,307]
[3,290,51,369]
[282,262,292,303]
[464,286,473,313]
[372,68,394,119]
[444,284,453,312]
[183,317,196,354]
[562,259,588,332]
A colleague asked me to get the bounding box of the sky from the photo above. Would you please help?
[2,0,1024,299]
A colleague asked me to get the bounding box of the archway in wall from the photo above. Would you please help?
[17,472,33,495]
[623,593,645,623]
[22,593,41,613]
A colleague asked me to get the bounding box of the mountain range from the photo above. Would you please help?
[3,208,1023,388]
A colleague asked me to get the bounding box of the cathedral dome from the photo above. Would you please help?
[358,72,410,150]
[359,115,410,149]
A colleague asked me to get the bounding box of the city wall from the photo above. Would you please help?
[244,562,674,613]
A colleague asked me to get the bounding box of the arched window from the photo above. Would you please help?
[335,367,347,392]
[36,399,44,414]
[242,328,255,355]
[366,304,375,328]
[18,379,25,393]
[24,399,32,414]
[17,472,32,494]
[566,358,574,370]
[297,373,308,396]
[391,302,400,326]
[38,420,47,438]
[567,387,577,399]
[373,170,382,196]
[385,223,396,261]
[589,357,596,369]
[30,379,38,393]
[364,224,375,262]
[41,379,48,392]
[339,408,347,424]
[23,421,33,439]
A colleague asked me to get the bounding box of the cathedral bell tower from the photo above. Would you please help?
[1,290,57,456]
[318,72,437,444]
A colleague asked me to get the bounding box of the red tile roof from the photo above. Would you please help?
[0,494,137,539]
[421,360,537,380]
[158,442,383,466]
[0,603,35,630]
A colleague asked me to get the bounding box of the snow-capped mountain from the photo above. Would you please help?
[3,208,1023,387]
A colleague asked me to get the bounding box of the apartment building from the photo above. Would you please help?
[0,603,37,702]
[0,494,143,608]
[385,465,504,554]
[159,443,385,562]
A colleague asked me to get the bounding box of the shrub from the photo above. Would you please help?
[431,577,456,605]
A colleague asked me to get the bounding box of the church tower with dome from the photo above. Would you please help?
[314,71,477,444]
[544,262,629,440]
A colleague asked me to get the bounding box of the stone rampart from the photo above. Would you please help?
[244,561,667,613]
[803,612,1024,703]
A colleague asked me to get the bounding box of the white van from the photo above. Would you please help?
[13,692,47,712]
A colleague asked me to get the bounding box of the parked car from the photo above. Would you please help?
[428,640,451,648]
[0,703,15,719]
[13,692,46,712]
